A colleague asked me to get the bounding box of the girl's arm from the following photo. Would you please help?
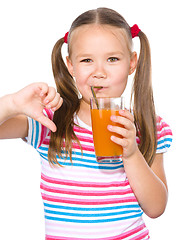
[123,150,167,219]
[0,82,62,139]
[108,109,168,218]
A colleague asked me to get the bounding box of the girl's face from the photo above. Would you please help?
[67,24,137,106]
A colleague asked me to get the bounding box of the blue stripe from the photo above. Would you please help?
[157,144,171,150]
[34,121,40,149]
[44,209,142,218]
[39,151,122,165]
[39,147,96,159]
[30,119,34,147]
[72,151,95,158]
[157,137,172,151]
[44,203,140,211]
[45,212,143,223]
[157,137,172,145]
[38,152,123,170]
[38,150,96,162]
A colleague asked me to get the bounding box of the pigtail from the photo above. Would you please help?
[131,31,157,166]
[48,37,80,166]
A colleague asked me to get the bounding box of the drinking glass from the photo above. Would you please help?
[90,97,125,162]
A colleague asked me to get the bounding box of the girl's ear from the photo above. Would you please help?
[129,51,137,75]
[66,56,74,77]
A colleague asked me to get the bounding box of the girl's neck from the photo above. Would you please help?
[77,99,92,127]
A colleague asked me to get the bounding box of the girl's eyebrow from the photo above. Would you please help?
[76,51,124,59]
[76,54,92,59]
[106,51,124,56]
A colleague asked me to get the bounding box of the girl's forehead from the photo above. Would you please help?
[68,24,131,54]
[70,24,127,41]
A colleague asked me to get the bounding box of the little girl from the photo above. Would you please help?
[0,7,172,240]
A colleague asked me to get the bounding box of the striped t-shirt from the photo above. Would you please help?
[26,109,172,240]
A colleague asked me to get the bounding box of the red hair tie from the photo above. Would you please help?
[130,24,141,38]
[64,32,69,44]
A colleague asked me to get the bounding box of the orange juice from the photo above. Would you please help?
[91,109,123,157]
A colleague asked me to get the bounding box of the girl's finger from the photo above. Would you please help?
[119,109,134,123]
[108,125,129,138]
[46,93,62,109]
[37,114,57,132]
[110,135,127,148]
[56,97,63,110]
[43,87,57,104]
[51,96,63,111]
[34,82,49,97]
[111,115,135,131]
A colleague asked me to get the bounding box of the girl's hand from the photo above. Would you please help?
[12,82,63,132]
[107,109,138,160]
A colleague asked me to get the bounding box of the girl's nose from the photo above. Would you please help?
[93,72,107,79]
[92,64,107,79]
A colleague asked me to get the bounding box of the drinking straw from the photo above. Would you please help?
[91,86,99,109]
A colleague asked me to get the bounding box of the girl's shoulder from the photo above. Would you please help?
[156,116,173,154]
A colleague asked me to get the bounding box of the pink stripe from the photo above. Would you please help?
[159,121,169,128]
[157,117,169,127]
[45,224,148,240]
[40,182,133,196]
[72,142,95,152]
[38,124,47,148]
[37,109,53,148]
[42,140,95,152]
[42,193,137,205]
[41,173,129,188]
[156,116,172,140]
[75,134,94,143]
[157,117,171,131]
[74,125,92,135]
[115,224,148,240]
[157,129,172,139]
[43,138,50,145]
[62,141,94,152]
[45,108,54,120]
[131,230,150,240]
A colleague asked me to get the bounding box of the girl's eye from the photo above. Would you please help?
[108,57,119,62]
[80,59,92,63]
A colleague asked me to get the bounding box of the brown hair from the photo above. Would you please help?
[48,7,157,167]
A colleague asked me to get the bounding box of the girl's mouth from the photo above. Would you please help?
[92,86,104,92]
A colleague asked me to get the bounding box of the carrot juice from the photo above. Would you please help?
[91,109,123,159]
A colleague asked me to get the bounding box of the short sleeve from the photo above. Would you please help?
[26,109,53,149]
[156,116,173,154]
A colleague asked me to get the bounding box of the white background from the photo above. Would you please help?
[0,0,186,239]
